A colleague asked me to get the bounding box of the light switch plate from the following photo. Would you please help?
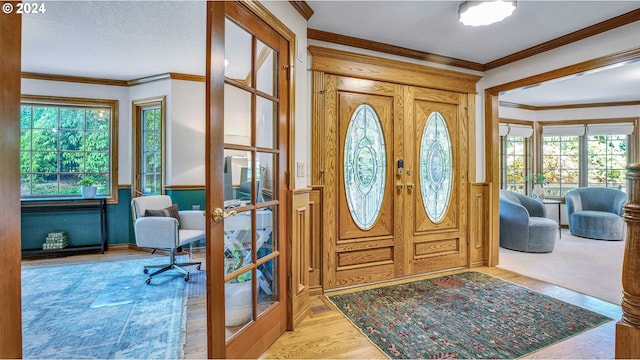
[296,162,305,177]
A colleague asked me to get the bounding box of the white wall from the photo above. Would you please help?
[22,77,207,187]
[534,105,640,122]
[21,0,310,192]
[261,1,310,189]
[479,21,640,181]
[169,79,205,185]
[22,78,132,184]
[129,79,172,184]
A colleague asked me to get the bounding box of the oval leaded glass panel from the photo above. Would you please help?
[344,104,386,230]
[420,111,452,223]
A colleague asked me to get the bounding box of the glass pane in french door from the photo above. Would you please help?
[256,96,275,149]
[224,18,252,85]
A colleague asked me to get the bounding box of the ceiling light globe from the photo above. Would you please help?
[459,0,516,26]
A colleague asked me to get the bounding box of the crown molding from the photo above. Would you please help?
[21,72,128,86]
[489,46,640,94]
[289,1,314,20]
[499,101,538,111]
[308,28,485,72]
[22,72,205,87]
[309,45,481,94]
[308,9,640,72]
[500,99,640,111]
[484,8,640,70]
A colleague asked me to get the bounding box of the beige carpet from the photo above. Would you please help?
[498,229,625,305]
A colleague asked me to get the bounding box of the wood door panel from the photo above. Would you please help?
[338,92,395,241]
[334,264,396,288]
[337,246,394,268]
[414,238,459,257]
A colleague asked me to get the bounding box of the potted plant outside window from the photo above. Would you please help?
[524,173,548,200]
[79,177,97,198]
[224,242,252,327]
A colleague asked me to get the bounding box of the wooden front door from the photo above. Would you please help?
[403,87,468,274]
[322,76,469,289]
[324,75,404,289]
[206,2,289,358]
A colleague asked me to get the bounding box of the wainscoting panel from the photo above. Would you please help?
[309,186,323,295]
[290,188,311,328]
[469,182,491,267]
[21,186,135,250]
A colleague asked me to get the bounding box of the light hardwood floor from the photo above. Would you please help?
[23,250,621,359]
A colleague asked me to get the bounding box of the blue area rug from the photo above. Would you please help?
[22,257,195,359]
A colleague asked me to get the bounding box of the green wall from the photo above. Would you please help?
[21,188,205,250]
[165,188,206,211]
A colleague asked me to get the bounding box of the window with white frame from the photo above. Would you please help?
[500,122,533,194]
[20,96,117,199]
[541,122,634,197]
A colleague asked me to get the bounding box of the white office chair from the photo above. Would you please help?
[131,195,204,284]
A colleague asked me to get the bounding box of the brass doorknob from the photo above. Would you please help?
[212,208,237,223]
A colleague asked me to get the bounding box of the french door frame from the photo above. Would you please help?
[206,2,296,358]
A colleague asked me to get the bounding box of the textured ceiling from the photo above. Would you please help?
[20,1,640,106]
[307,1,640,64]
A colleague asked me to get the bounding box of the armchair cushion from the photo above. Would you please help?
[565,187,626,240]
[499,190,557,253]
[134,216,180,248]
[144,204,181,227]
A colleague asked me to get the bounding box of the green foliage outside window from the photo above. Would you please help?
[587,135,626,190]
[502,136,527,194]
[141,107,162,195]
[20,103,111,198]
[542,133,628,197]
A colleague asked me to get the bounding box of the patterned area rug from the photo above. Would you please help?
[328,271,612,359]
[22,257,195,359]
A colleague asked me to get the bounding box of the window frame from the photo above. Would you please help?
[499,119,533,195]
[20,95,119,203]
[132,96,166,198]
[537,118,639,199]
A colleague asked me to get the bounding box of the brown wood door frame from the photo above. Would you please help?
[0,3,24,357]
[206,1,292,358]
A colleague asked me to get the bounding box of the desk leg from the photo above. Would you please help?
[100,198,108,253]
[558,203,562,239]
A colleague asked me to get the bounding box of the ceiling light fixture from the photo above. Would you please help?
[459,0,516,26]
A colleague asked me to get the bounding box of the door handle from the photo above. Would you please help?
[406,183,414,191]
[212,208,238,223]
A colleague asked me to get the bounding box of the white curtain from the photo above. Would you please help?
[499,123,533,138]
[508,124,534,138]
[587,122,634,136]
[542,124,586,136]
[499,123,509,137]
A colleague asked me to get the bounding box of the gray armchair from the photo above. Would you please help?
[499,190,558,253]
[565,187,627,240]
[131,195,204,284]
